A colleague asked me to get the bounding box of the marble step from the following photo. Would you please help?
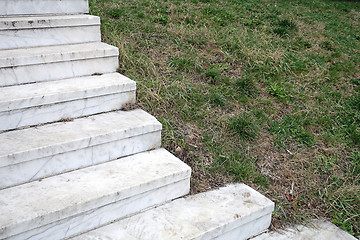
[0,42,119,87]
[251,219,357,240]
[0,109,162,189]
[73,183,274,240]
[0,0,89,16]
[0,72,136,131]
[0,14,101,50]
[0,148,191,240]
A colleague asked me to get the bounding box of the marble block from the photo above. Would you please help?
[0,0,89,16]
[0,109,162,189]
[0,42,119,87]
[0,15,101,49]
[0,73,136,131]
[251,219,357,240]
[0,149,192,240]
[75,184,274,240]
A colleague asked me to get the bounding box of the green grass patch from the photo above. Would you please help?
[90,0,360,235]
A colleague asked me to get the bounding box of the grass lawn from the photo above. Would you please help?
[90,0,359,235]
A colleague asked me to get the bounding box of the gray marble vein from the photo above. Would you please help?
[0,149,191,239]
[0,109,162,167]
[74,184,274,240]
[0,42,119,87]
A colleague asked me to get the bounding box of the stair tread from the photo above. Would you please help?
[0,72,135,112]
[0,14,99,30]
[73,184,274,240]
[0,109,161,168]
[0,42,118,68]
[0,148,191,239]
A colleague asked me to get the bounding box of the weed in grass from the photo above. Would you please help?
[228,113,259,141]
[213,151,269,187]
[235,78,259,97]
[350,78,360,86]
[153,15,169,25]
[267,83,288,99]
[270,115,315,147]
[273,19,298,37]
[107,8,126,19]
[320,40,336,51]
[291,37,312,51]
[169,57,197,72]
[204,67,222,84]
[209,91,226,107]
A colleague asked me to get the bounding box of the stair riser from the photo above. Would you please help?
[0,26,101,50]
[0,0,89,16]
[0,57,119,87]
[6,179,190,240]
[0,131,161,189]
[0,91,136,131]
[214,214,272,240]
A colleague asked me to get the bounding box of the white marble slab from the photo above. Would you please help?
[251,219,357,240]
[0,15,99,30]
[0,15,100,49]
[0,149,191,239]
[0,73,135,112]
[0,92,136,131]
[0,42,119,87]
[0,109,161,168]
[0,73,136,131]
[0,0,89,16]
[0,131,161,189]
[75,183,274,240]
[0,25,100,50]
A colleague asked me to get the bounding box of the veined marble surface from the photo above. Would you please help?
[0,57,119,87]
[0,73,136,131]
[0,42,117,68]
[0,15,99,30]
[0,131,161,189]
[0,25,100,50]
[0,149,191,239]
[0,91,136,132]
[0,0,89,16]
[0,109,162,168]
[0,42,119,87]
[0,15,100,49]
[0,73,135,112]
[75,184,274,240]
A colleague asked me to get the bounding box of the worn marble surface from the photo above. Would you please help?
[0,91,136,131]
[0,15,100,49]
[251,219,357,240]
[0,42,119,87]
[75,184,274,240]
[0,0,89,15]
[0,149,191,239]
[0,73,135,112]
[0,131,161,189]
[0,73,136,131]
[0,15,99,30]
[0,109,161,168]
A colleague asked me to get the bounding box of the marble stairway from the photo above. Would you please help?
[0,0,274,239]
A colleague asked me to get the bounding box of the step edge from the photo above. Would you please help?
[0,76,136,112]
[0,153,191,238]
[0,110,162,167]
[0,15,100,30]
[0,42,119,68]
